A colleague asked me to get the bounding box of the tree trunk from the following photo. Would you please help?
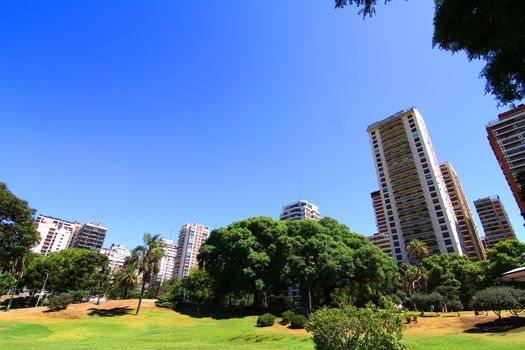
[135,279,147,316]
[123,286,128,299]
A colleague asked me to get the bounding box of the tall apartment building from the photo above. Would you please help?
[368,108,464,263]
[440,162,486,260]
[368,232,393,257]
[280,200,321,221]
[369,191,393,257]
[32,215,81,255]
[101,243,131,272]
[474,196,516,248]
[158,238,177,282]
[174,223,209,279]
[486,104,525,219]
[69,222,108,252]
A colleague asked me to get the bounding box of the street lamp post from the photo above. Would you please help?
[35,272,49,308]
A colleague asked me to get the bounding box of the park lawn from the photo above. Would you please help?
[0,300,524,350]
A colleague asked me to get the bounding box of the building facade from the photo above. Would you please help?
[174,223,210,279]
[369,191,393,257]
[280,200,321,221]
[101,243,131,272]
[158,238,177,282]
[69,222,108,252]
[486,104,525,219]
[33,215,81,255]
[474,196,516,248]
[368,108,464,263]
[440,162,486,260]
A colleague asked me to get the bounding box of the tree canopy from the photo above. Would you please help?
[199,216,399,310]
[0,182,39,276]
[335,0,525,105]
[21,248,108,292]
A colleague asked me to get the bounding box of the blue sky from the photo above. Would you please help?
[1,0,523,248]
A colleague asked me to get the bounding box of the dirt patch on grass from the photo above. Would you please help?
[404,313,515,336]
[268,323,310,336]
[1,299,157,322]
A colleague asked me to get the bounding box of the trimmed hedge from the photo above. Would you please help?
[281,310,295,325]
[290,314,308,329]
[257,313,276,327]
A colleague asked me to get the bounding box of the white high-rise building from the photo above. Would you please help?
[280,200,321,221]
[368,108,464,263]
[33,215,81,255]
[158,238,177,282]
[101,243,131,272]
[174,223,210,279]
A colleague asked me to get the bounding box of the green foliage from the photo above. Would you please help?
[289,314,308,329]
[154,269,213,309]
[68,290,90,303]
[20,248,108,292]
[0,271,16,294]
[48,293,73,311]
[281,309,295,325]
[0,182,39,276]
[335,1,525,105]
[471,287,524,319]
[485,240,525,284]
[256,313,276,327]
[307,303,406,350]
[412,292,445,313]
[200,216,399,310]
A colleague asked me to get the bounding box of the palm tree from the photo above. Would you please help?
[133,233,164,316]
[119,256,139,299]
[406,239,429,295]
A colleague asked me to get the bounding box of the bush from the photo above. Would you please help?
[471,287,523,319]
[307,304,407,350]
[257,313,276,327]
[68,290,90,303]
[290,314,308,329]
[48,294,73,311]
[413,292,445,313]
[281,310,295,325]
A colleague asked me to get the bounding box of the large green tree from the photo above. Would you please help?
[484,239,525,284]
[0,182,39,276]
[20,248,108,293]
[335,1,525,105]
[199,216,399,310]
[423,253,484,307]
[132,233,164,316]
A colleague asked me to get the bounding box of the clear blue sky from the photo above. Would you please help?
[1,0,523,248]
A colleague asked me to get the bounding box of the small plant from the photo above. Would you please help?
[48,294,73,311]
[289,314,308,329]
[281,310,295,325]
[257,313,276,327]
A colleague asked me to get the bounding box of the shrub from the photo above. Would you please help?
[257,313,276,327]
[48,294,73,311]
[307,304,407,350]
[68,290,90,303]
[290,314,308,329]
[281,310,295,325]
[412,292,445,314]
[471,287,522,319]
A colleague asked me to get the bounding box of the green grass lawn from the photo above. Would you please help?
[0,302,524,350]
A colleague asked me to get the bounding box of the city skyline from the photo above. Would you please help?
[2,1,524,249]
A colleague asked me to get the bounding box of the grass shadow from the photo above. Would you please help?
[464,316,525,333]
[87,307,133,317]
